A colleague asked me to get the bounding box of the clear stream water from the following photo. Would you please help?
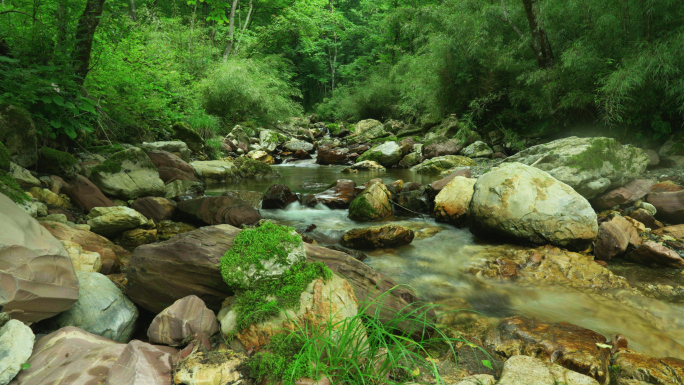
[207,162,684,358]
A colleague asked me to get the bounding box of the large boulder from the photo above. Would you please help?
[218,273,359,351]
[433,176,476,226]
[357,141,403,167]
[469,163,598,250]
[410,155,476,175]
[0,104,37,167]
[0,320,35,385]
[348,181,394,221]
[126,224,430,335]
[145,150,198,183]
[141,141,191,162]
[461,141,493,158]
[284,139,314,153]
[646,190,684,224]
[130,197,177,223]
[262,184,299,209]
[504,137,649,199]
[341,224,414,249]
[177,196,261,227]
[497,355,599,385]
[62,174,116,212]
[49,271,138,342]
[422,138,463,159]
[486,316,610,383]
[171,122,204,153]
[40,221,128,275]
[0,193,79,323]
[11,327,177,385]
[86,206,150,237]
[147,295,219,347]
[259,130,285,152]
[90,148,165,200]
[355,119,383,135]
[310,179,356,209]
[191,160,239,183]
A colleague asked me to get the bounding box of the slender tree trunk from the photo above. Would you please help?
[222,0,239,61]
[328,0,337,91]
[73,0,107,85]
[234,0,254,53]
[128,0,136,21]
[520,0,554,68]
[54,0,68,61]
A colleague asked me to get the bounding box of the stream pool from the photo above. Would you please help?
[207,162,684,358]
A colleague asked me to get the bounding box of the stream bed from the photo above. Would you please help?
[207,162,684,358]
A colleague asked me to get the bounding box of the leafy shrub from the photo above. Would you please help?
[200,57,303,124]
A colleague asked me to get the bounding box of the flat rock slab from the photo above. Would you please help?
[485,316,610,383]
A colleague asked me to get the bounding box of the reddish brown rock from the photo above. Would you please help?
[262,184,299,209]
[41,221,129,274]
[147,295,219,346]
[653,224,684,239]
[12,327,177,385]
[422,139,463,159]
[131,196,177,223]
[612,350,684,385]
[177,196,261,227]
[293,149,312,159]
[146,150,199,184]
[627,241,684,269]
[593,179,654,209]
[126,224,430,335]
[62,174,116,212]
[594,215,641,261]
[316,145,350,165]
[627,208,661,230]
[650,181,682,193]
[341,224,414,250]
[626,241,684,268]
[222,138,237,152]
[647,190,684,224]
[1,194,79,323]
[431,168,473,192]
[310,179,357,209]
[485,316,610,384]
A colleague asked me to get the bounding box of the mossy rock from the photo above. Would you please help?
[171,122,205,153]
[38,147,79,179]
[220,222,307,290]
[0,170,30,204]
[410,155,477,175]
[348,182,394,221]
[234,157,277,178]
[0,141,9,172]
[0,104,38,167]
[90,147,165,200]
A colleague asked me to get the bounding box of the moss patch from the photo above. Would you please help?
[38,147,78,178]
[87,144,126,154]
[91,155,123,175]
[91,148,157,175]
[0,141,9,172]
[244,333,311,385]
[220,222,332,333]
[566,137,631,171]
[0,170,30,203]
[234,156,274,178]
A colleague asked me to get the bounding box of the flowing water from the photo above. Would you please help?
[207,162,684,358]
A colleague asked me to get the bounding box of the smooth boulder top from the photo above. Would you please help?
[504,136,649,199]
[469,162,598,250]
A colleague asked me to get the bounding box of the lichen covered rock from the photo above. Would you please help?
[348,181,394,221]
[411,155,476,175]
[505,136,649,199]
[433,176,476,226]
[341,224,414,249]
[357,141,403,167]
[90,148,166,200]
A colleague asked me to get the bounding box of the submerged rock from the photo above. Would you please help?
[348,181,394,221]
[310,179,357,209]
[262,184,299,209]
[341,224,414,249]
[469,163,598,250]
[504,136,649,199]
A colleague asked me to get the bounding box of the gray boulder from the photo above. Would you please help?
[90,148,165,200]
[191,160,240,183]
[86,206,150,237]
[357,141,403,167]
[141,141,191,162]
[0,319,35,385]
[461,140,493,158]
[505,136,649,199]
[470,163,598,250]
[284,139,314,153]
[49,271,138,342]
[410,155,476,175]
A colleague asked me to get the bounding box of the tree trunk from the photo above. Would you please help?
[328,0,337,91]
[73,0,107,85]
[128,0,137,21]
[222,0,239,61]
[520,0,554,68]
[234,0,254,53]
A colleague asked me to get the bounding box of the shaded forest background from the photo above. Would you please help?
[1,0,682,148]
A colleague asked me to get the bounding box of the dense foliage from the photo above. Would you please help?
[1,0,682,145]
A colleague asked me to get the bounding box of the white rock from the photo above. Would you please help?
[0,319,35,385]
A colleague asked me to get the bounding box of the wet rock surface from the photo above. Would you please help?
[341,224,415,249]
[177,196,261,227]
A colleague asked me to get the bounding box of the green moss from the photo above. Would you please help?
[327,123,340,134]
[368,135,398,144]
[0,141,9,172]
[91,148,157,175]
[220,222,332,333]
[245,333,311,385]
[357,150,382,163]
[38,147,78,178]
[0,170,30,203]
[91,155,123,174]
[566,138,624,171]
[234,156,273,178]
[349,193,379,220]
[87,144,126,154]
